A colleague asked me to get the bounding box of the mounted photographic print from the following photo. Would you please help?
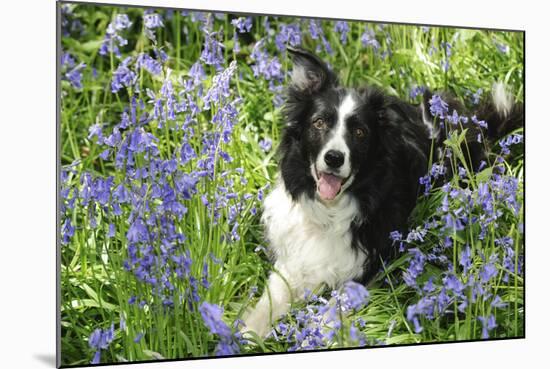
[58,1,525,366]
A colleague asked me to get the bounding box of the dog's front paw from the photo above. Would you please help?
[240,312,271,341]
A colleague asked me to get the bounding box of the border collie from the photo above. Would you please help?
[242,47,523,338]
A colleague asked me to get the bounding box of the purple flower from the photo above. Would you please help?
[99,14,132,57]
[403,248,426,288]
[470,88,483,105]
[203,60,237,108]
[126,218,148,243]
[478,315,497,339]
[61,217,75,245]
[200,30,225,69]
[361,27,380,50]
[259,138,272,152]
[495,42,510,54]
[64,62,86,89]
[88,324,115,364]
[231,17,252,33]
[87,124,103,142]
[91,350,101,364]
[250,39,284,82]
[334,21,350,44]
[111,57,136,93]
[134,332,144,343]
[308,20,322,40]
[113,14,132,30]
[447,110,468,125]
[459,245,472,273]
[215,340,240,356]
[491,295,507,309]
[499,133,523,155]
[144,13,163,29]
[406,227,427,243]
[410,85,426,100]
[136,53,162,76]
[275,23,301,51]
[199,302,241,355]
[471,115,488,129]
[430,163,447,178]
[406,296,437,333]
[443,274,465,296]
[107,223,116,238]
[480,261,498,283]
[341,281,370,310]
[429,95,449,119]
[389,230,402,242]
[199,302,231,337]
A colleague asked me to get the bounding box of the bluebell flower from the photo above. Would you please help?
[469,88,483,105]
[275,23,301,51]
[361,27,380,50]
[61,217,75,245]
[200,302,231,337]
[144,13,163,29]
[341,281,370,310]
[200,302,241,354]
[134,332,144,343]
[403,248,426,288]
[136,53,162,76]
[334,21,350,44]
[459,245,472,273]
[64,62,86,89]
[410,85,426,100]
[428,95,449,119]
[443,274,465,296]
[200,30,225,69]
[203,60,238,108]
[478,315,497,339]
[491,295,507,308]
[251,39,284,82]
[88,324,115,364]
[99,14,132,57]
[495,42,510,54]
[231,17,252,33]
[259,138,272,152]
[406,227,427,243]
[480,261,498,283]
[308,20,322,39]
[471,115,488,129]
[499,133,523,155]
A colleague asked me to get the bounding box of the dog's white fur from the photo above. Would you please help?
[492,82,513,117]
[242,179,365,337]
[315,93,357,180]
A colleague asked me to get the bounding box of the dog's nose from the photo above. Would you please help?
[324,150,345,168]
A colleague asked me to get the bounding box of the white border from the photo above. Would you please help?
[1,0,547,368]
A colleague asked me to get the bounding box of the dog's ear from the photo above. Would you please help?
[358,86,386,120]
[287,46,337,94]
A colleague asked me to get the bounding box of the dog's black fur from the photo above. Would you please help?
[278,47,523,284]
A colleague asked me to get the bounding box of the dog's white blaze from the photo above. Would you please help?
[242,180,365,337]
[316,93,356,178]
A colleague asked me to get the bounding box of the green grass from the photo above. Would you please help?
[59,3,524,366]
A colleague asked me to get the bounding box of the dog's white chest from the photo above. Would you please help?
[262,181,366,291]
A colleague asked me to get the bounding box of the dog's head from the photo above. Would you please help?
[280,47,386,203]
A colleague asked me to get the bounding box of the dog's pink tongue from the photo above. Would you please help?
[318,173,343,201]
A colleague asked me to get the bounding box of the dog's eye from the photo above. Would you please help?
[355,128,365,137]
[313,118,327,130]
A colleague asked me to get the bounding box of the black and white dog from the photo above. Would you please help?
[242,47,523,337]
